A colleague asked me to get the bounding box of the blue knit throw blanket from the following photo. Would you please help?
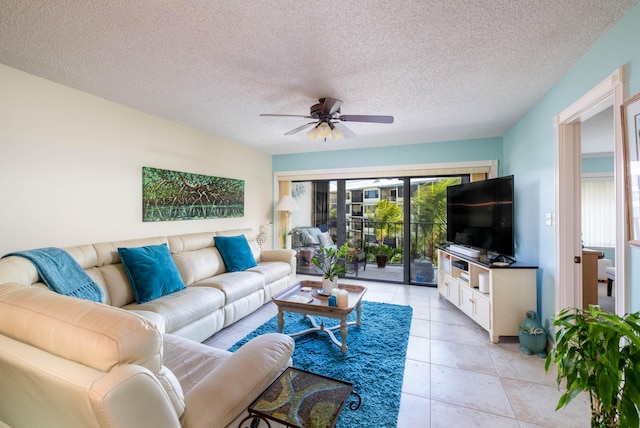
[4,247,103,302]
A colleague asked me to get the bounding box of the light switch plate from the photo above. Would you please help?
[545,213,554,226]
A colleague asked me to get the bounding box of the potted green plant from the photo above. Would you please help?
[374,244,394,268]
[371,200,402,268]
[545,305,640,428]
[312,243,349,294]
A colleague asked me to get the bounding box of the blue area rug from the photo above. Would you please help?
[229,301,412,428]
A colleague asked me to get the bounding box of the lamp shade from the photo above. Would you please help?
[276,195,299,212]
[317,122,331,138]
[306,126,319,141]
[331,126,344,141]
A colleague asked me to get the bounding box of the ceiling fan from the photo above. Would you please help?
[260,97,394,141]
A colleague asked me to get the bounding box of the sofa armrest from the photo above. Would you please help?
[126,310,166,333]
[179,333,294,428]
[93,364,182,428]
[261,249,296,279]
[0,283,163,373]
[260,249,295,263]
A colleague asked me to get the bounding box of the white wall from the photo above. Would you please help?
[0,64,274,255]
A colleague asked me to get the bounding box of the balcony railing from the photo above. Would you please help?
[327,218,447,265]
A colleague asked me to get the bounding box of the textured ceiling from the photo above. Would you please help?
[1,1,637,155]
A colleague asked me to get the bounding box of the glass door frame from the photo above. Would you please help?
[274,161,498,284]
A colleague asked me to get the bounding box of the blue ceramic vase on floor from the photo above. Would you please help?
[518,310,548,358]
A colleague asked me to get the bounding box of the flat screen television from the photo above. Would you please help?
[446,175,514,257]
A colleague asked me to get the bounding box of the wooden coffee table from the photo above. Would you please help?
[272,280,367,354]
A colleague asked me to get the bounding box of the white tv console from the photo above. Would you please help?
[438,246,537,343]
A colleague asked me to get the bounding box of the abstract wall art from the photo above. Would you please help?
[142,167,244,222]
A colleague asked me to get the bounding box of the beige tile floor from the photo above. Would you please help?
[205,275,592,428]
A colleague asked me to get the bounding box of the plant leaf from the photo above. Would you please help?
[596,370,614,409]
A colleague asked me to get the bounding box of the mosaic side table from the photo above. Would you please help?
[238,367,361,428]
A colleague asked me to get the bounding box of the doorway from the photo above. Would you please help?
[555,66,627,315]
[581,106,616,312]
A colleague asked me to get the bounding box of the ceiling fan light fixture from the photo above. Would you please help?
[317,122,332,139]
[306,126,319,140]
[331,126,344,141]
[261,98,394,140]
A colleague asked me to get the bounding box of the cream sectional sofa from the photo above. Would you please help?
[0,228,297,427]
[0,228,296,342]
[0,283,294,428]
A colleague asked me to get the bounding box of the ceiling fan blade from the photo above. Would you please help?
[321,98,343,115]
[333,122,356,139]
[339,114,394,124]
[284,122,317,135]
[260,113,311,118]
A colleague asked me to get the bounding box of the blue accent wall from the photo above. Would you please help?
[503,3,640,321]
[582,156,614,174]
[273,137,503,172]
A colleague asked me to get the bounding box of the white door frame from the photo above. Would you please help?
[554,66,627,314]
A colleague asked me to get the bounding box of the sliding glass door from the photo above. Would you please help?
[346,178,404,282]
[289,175,465,285]
[407,177,462,284]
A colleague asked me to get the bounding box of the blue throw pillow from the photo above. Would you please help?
[214,235,257,272]
[118,243,185,304]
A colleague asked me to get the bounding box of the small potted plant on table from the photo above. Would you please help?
[312,243,349,294]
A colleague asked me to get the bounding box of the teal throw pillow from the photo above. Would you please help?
[214,235,257,272]
[118,243,185,304]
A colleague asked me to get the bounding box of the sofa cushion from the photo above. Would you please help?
[319,231,333,246]
[2,248,103,303]
[171,247,226,286]
[214,235,257,272]
[0,256,43,288]
[167,231,216,253]
[194,271,265,304]
[94,236,169,266]
[174,333,294,428]
[98,263,137,307]
[63,244,99,270]
[300,229,318,245]
[123,286,225,334]
[293,226,333,247]
[214,228,256,240]
[162,333,231,395]
[248,262,292,284]
[118,244,186,304]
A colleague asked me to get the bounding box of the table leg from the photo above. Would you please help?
[356,301,362,327]
[237,415,271,428]
[340,316,348,354]
[277,309,284,333]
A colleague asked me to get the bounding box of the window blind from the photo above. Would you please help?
[581,179,615,247]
